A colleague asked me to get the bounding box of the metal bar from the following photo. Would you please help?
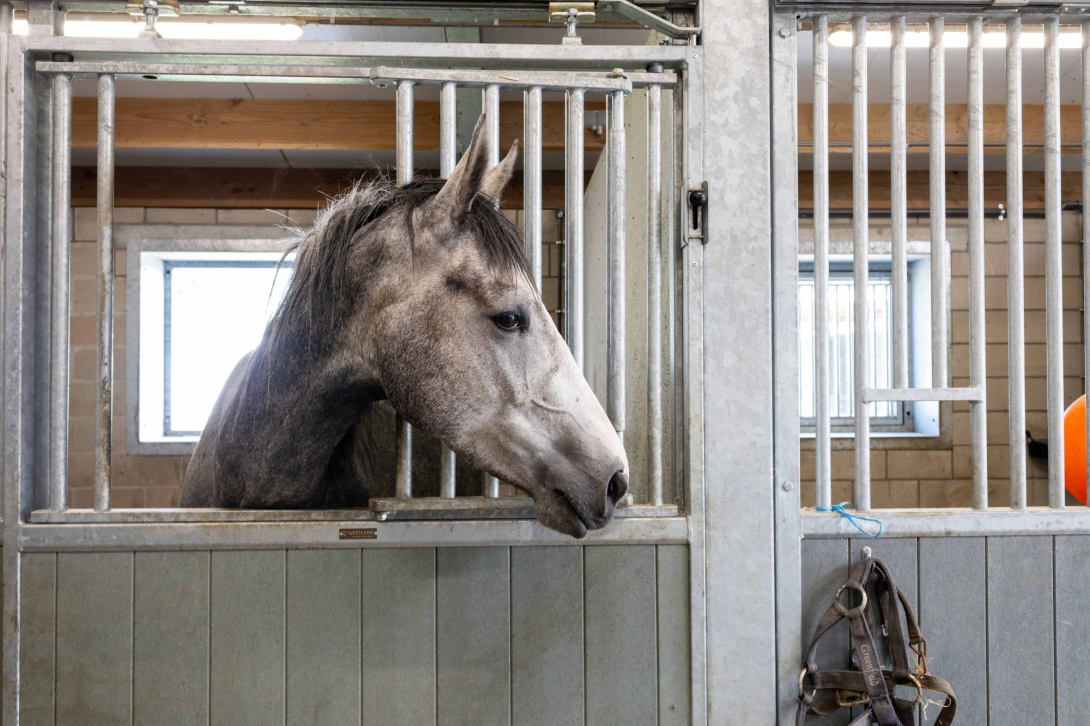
[94,74,115,513]
[439,80,457,501]
[813,15,832,510]
[1007,17,1027,510]
[865,387,983,403]
[647,65,664,507]
[968,16,988,510]
[484,81,501,498]
[395,79,414,500]
[608,89,627,446]
[891,16,909,389]
[566,88,585,370]
[852,15,870,511]
[49,72,72,512]
[595,0,701,40]
[1084,20,1090,508]
[930,17,948,390]
[524,86,543,291]
[1044,16,1065,510]
[370,65,639,92]
[802,508,1090,539]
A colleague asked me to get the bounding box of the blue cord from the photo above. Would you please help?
[815,502,883,539]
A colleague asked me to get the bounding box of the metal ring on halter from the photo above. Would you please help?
[833,581,868,616]
[906,674,924,707]
[797,667,816,701]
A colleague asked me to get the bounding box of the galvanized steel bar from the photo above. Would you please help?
[49,72,73,512]
[1084,20,1090,507]
[891,16,909,390]
[439,80,457,500]
[396,80,414,500]
[1044,17,1065,509]
[930,17,948,389]
[852,15,870,511]
[524,86,543,290]
[566,89,586,370]
[813,15,832,509]
[94,74,115,512]
[647,65,664,507]
[968,17,988,510]
[608,89,627,446]
[484,82,500,499]
[1007,18,1027,510]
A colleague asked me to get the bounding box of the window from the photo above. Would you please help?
[130,242,292,453]
[799,256,938,437]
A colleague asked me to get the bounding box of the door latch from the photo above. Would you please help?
[687,182,708,246]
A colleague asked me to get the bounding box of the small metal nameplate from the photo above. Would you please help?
[339,527,378,540]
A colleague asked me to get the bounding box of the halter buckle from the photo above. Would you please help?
[836,690,870,708]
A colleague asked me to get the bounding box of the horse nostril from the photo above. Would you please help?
[607,470,629,507]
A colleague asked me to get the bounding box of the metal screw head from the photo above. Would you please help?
[782,481,794,491]
[779,27,791,38]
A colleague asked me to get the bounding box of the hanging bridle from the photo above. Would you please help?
[797,556,958,726]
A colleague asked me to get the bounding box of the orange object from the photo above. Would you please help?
[1064,394,1089,505]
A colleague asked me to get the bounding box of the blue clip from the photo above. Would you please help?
[815,502,883,539]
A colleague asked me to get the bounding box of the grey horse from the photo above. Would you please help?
[180,117,629,538]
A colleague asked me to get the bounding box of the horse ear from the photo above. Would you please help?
[433,114,491,219]
[479,140,519,207]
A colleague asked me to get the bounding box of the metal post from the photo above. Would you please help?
[891,16,908,389]
[1084,20,1090,507]
[968,17,988,509]
[608,89,627,446]
[484,82,501,498]
[524,86,543,291]
[813,15,832,509]
[566,89,585,370]
[852,15,870,511]
[49,71,72,512]
[396,80,414,500]
[1044,17,1065,509]
[1007,18,1027,510]
[94,74,115,512]
[647,68,664,506]
[930,17,948,389]
[439,80,457,500]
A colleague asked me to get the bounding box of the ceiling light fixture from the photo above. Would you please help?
[828,28,1083,50]
[12,16,304,41]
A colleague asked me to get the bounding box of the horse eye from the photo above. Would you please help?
[493,312,522,331]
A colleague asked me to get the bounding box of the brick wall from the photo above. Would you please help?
[800,212,1085,509]
[65,206,564,508]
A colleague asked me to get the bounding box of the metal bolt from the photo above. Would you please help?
[861,546,873,559]
[782,481,794,492]
[779,27,790,38]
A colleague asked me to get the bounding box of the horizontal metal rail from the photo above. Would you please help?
[803,508,1090,539]
[372,66,662,90]
[864,387,982,403]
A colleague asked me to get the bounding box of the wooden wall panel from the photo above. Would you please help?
[510,547,584,726]
[362,548,436,726]
[209,551,285,726]
[55,552,134,726]
[133,552,210,726]
[585,545,658,726]
[286,549,362,726]
[20,553,56,726]
[1054,535,1090,726]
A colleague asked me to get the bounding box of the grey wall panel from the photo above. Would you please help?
[585,545,658,726]
[510,546,583,726]
[800,538,850,726]
[286,549,361,726]
[918,537,986,726]
[133,551,210,726]
[1055,535,1090,726]
[209,550,285,726]
[55,552,133,726]
[656,544,691,726]
[987,536,1055,726]
[20,553,55,726]
[362,548,436,726]
[436,546,511,726]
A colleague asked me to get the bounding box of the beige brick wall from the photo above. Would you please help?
[66,206,564,508]
[800,212,1084,509]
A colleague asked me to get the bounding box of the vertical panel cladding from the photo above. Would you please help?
[286,549,361,726]
[987,536,1055,726]
[209,550,285,726]
[20,553,56,726]
[585,545,658,726]
[656,545,691,726]
[55,552,133,726]
[362,548,436,726]
[133,551,209,726]
[799,539,851,726]
[436,546,511,726]
[510,547,584,726]
[1054,535,1090,726]
[918,538,987,726]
